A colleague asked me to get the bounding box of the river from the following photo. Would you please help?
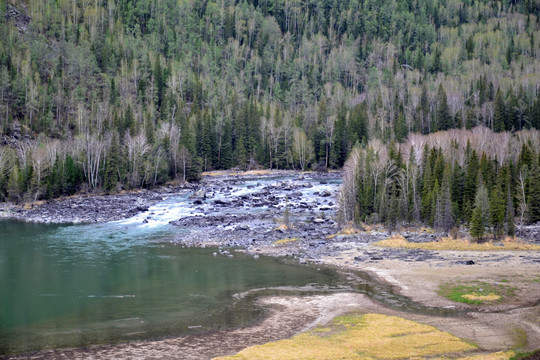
[0,175,347,355]
[1,174,463,356]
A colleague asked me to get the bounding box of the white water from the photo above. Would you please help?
[117,175,341,230]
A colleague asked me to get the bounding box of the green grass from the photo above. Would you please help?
[510,349,540,360]
[439,281,517,305]
[511,327,529,351]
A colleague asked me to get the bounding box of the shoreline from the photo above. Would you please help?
[5,249,539,359]
[2,170,539,358]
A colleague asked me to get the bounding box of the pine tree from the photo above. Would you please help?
[394,111,408,142]
[435,166,454,233]
[470,205,485,241]
[528,161,540,224]
[464,150,479,220]
[436,84,451,131]
[493,89,506,132]
[350,103,368,145]
[490,185,505,240]
[506,182,516,237]
[235,135,247,170]
[470,182,490,241]
[420,83,430,134]
[64,155,78,195]
[104,132,122,193]
[387,184,399,233]
[7,165,21,203]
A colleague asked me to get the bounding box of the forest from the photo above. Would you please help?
[0,0,539,230]
[339,127,540,239]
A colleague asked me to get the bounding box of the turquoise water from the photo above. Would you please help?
[0,219,341,355]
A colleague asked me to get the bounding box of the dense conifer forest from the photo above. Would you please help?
[339,128,540,238]
[0,0,539,231]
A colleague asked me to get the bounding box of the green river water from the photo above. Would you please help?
[0,176,459,356]
[0,219,342,355]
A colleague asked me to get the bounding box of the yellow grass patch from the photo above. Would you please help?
[274,224,290,231]
[202,171,226,176]
[461,293,501,302]
[273,238,299,245]
[374,235,540,251]
[203,169,273,177]
[241,170,273,176]
[22,200,47,210]
[456,351,515,359]
[214,313,477,360]
[420,226,436,234]
[326,227,362,239]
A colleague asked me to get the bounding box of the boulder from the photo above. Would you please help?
[191,189,207,200]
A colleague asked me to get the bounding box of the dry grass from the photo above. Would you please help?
[22,200,47,209]
[215,313,481,360]
[456,351,515,359]
[203,169,273,177]
[274,224,290,231]
[374,235,540,251]
[326,227,362,239]
[461,293,501,302]
[273,238,300,245]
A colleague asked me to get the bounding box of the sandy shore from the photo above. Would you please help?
[317,249,540,351]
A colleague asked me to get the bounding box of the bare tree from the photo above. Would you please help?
[516,167,528,229]
[322,114,335,168]
[125,133,150,188]
[178,145,190,182]
[292,128,313,171]
[83,134,106,190]
[339,145,361,224]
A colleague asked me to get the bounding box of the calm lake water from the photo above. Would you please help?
[0,219,342,355]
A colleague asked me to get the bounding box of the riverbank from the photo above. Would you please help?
[167,170,540,356]
[5,285,537,359]
[2,170,539,359]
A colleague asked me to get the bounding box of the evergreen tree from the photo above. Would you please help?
[490,185,505,240]
[235,135,247,170]
[470,183,490,242]
[436,84,451,131]
[506,182,516,237]
[349,103,368,145]
[104,133,122,193]
[435,166,454,233]
[528,161,540,224]
[387,184,399,233]
[420,83,430,134]
[394,111,408,142]
[463,150,479,220]
[470,205,485,241]
[7,165,21,203]
[493,89,506,132]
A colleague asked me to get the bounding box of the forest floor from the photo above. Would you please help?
[3,170,540,359]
